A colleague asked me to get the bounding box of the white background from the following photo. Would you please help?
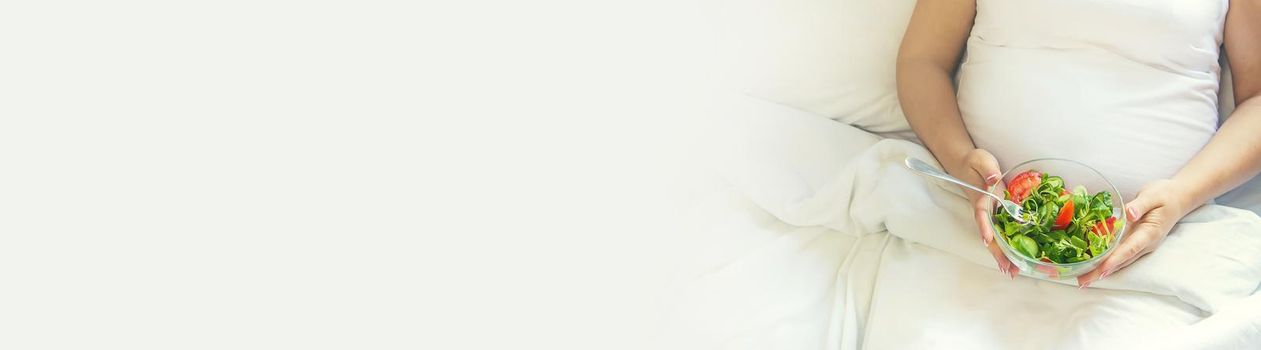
[1,1,725,348]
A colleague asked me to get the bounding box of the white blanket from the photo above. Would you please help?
[715,95,1261,348]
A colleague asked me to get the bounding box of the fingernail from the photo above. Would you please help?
[999,266,1007,276]
[983,236,990,247]
[1126,207,1137,219]
[985,173,1000,185]
[1101,269,1113,280]
[1079,281,1090,290]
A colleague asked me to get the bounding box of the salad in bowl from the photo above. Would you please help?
[988,158,1128,279]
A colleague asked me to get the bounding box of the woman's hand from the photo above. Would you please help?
[1073,1,1261,288]
[899,0,1007,275]
[943,148,1020,279]
[1076,180,1193,288]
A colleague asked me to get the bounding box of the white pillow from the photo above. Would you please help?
[718,0,917,134]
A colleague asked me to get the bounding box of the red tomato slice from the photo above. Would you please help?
[1090,217,1117,236]
[1053,200,1074,230]
[1006,170,1042,203]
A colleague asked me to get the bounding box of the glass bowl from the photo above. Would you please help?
[986,158,1128,280]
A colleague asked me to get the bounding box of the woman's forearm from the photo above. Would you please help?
[897,61,978,173]
[896,0,978,175]
[1171,96,1261,211]
[1176,0,1261,211]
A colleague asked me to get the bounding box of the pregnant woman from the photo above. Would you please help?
[897,0,1261,287]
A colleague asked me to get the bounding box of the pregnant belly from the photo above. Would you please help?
[957,45,1218,200]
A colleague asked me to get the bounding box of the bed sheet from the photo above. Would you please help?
[670,179,1206,350]
[667,179,883,350]
[673,94,1261,349]
[862,238,1203,349]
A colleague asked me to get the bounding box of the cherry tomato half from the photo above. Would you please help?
[1053,200,1074,230]
[1007,170,1043,203]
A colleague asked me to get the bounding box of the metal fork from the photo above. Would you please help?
[904,157,1029,224]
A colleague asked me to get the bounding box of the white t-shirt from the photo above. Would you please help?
[957,0,1227,200]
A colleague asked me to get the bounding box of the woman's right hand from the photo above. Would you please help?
[943,148,1020,279]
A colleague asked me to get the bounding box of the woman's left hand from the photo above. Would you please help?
[1077,179,1194,288]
